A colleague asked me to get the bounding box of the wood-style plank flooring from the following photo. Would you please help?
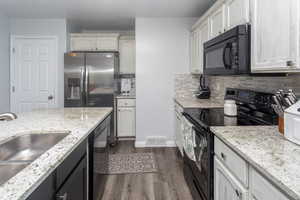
[97,141,193,200]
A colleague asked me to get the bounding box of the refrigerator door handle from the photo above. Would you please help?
[85,66,89,105]
[80,67,85,105]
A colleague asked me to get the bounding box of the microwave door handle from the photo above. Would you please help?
[223,43,231,69]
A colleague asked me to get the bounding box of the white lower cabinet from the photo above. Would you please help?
[249,167,289,200]
[215,136,289,200]
[117,99,136,137]
[215,157,248,200]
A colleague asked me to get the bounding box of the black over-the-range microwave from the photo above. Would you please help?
[203,24,250,75]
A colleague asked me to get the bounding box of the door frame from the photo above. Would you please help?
[10,35,59,112]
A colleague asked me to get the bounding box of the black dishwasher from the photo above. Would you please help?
[88,115,111,200]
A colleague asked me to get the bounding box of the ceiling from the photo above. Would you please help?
[0,0,214,30]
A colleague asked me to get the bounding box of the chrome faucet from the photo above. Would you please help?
[0,112,17,121]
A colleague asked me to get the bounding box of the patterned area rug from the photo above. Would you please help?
[94,152,158,175]
[94,153,158,174]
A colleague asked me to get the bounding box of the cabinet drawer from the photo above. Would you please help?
[56,139,87,188]
[214,137,248,187]
[118,99,135,107]
[249,167,289,200]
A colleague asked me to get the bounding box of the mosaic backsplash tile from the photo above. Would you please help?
[175,74,300,101]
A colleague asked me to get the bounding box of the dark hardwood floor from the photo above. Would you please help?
[97,141,193,200]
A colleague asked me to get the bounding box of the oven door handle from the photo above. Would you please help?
[223,43,232,69]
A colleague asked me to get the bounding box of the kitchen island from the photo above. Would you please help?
[0,107,112,200]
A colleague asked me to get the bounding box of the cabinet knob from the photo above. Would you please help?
[57,193,68,200]
[48,95,54,100]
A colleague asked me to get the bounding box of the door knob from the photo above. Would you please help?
[48,95,54,100]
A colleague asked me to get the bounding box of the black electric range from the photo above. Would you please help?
[182,88,278,200]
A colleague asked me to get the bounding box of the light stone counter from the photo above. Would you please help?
[211,126,300,200]
[116,95,136,99]
[0,107,112,200]
[174,97,224,108]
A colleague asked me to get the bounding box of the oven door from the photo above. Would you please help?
[192,126,210,200]
[183,125,212,200]
[204,37,238,75]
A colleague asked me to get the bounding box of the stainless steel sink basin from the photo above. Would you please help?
[0,133,69,161]
[0,133,69,185]
[0,162,29,185]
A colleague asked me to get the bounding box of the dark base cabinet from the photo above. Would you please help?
[26,140,87,200]
[26,114,111,200]
[56,156,87,200]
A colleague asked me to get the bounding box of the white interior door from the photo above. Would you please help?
[11,36,58,113]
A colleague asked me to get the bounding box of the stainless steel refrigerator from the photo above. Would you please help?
[64,52,119,144]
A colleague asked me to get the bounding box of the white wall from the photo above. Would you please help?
[0,13,10,112]
[10,19,67,107]
[135,18,196,147]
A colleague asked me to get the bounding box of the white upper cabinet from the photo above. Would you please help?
[190,19,210,74]
[225,0,250,29]
[71,37,97,51]
[209,3,226,38]
[97,37,119,51]
[251,0,300,72]
[190,28,201,74]
[70,33,119,51]
[119,38,136,74]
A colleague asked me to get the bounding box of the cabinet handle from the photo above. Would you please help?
[221,152,226,160]
[57,193,68,200]
[287,60,295,67]
[235,189,242,199]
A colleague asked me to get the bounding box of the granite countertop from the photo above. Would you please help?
[174,97,224,108]
[0,107,112,200]
[211,126,300,200]
[116,95,136,99]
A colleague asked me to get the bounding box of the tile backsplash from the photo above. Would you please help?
[175,74,300,101]
[174,74,200,98]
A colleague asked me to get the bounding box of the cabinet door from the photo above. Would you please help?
[56,156,87,200]
[190,28,201,74]
[198,19,210,73]
[209,4,226,38]
[225,0,249,29]
[251,0,299,72]
[97,37,118,51]
[249,167,289,200]
[117,107,136,137]
[119,39,136,74]
[214,158,248,200]
[71,37,97,51]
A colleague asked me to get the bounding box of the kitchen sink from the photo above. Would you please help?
[0,133,69,185]
[0,162,29,185]
[0,133,69,161]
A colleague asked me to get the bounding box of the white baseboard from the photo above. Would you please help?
[135,140,176,148]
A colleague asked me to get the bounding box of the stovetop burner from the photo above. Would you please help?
[183,107,274,129]
[183,88,278,129]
